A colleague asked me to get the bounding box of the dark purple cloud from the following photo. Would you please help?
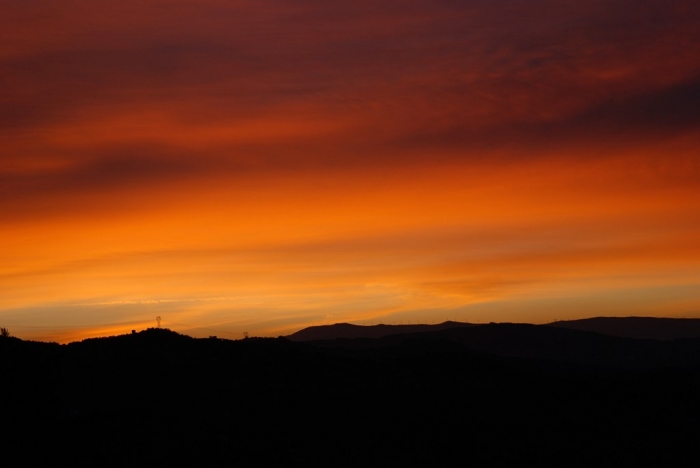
[0,0,698,218]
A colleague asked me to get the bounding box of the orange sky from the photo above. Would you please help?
[1,0,699,342]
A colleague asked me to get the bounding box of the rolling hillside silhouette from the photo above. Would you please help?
[290,317,700,341]
[3,320,700,466]
[290,318,700,369]
[287,320,475,341]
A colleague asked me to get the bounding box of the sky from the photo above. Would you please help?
[1,0,699,342]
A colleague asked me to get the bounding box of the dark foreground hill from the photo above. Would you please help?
[3,325,700,467]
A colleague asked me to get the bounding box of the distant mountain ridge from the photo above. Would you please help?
[288,316,700,342]
[286,320,475,341]
[285,317,700,370]
[546,316,700,340]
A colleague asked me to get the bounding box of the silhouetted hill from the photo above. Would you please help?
[290,317,700,343]
[4,323,700,466]
[303,322,700,370]
[0,333,60,356]
[546,316,700,340]
[66,327,194,356]
[287,320,474,341]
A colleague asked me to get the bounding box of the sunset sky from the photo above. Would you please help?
[1,0,699,342]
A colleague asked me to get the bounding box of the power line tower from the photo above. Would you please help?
[156,316,161,328]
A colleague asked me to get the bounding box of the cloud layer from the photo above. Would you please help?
[1,0,699,341]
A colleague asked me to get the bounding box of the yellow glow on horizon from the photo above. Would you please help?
[2,1,699,342]
[2,146,699,343]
